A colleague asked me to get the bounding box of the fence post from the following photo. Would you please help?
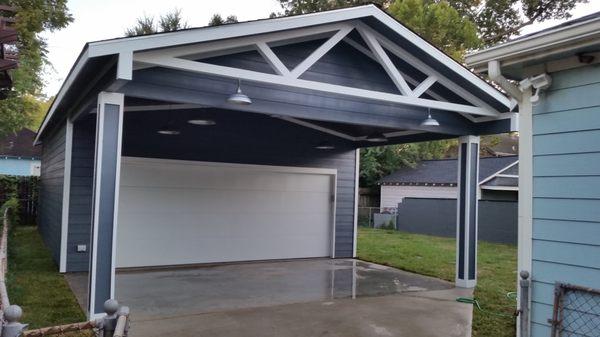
[519,270,530,337]
[1,305,28,337]
[96,299,120,337]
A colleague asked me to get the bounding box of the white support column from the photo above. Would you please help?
[88,92,124,318]
[456,135,480,288]
[517,88,533,337]
[59,119,73,273]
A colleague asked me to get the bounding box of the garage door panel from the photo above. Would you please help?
[117,158,335,268]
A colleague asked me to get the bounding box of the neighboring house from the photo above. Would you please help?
[0,128,41,176]
[466,11,600,337]
[34,5,516,318]
[379,155,518,208]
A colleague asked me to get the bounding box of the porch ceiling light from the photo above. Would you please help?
[187,119,216,126]
[420,108,439,127]
[227,79,252,105]
[315,141,335,150]
[366,132,387,143]
[157,121,180,135]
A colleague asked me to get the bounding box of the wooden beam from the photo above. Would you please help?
[290,26,353,78]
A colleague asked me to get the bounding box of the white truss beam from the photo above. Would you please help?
[355,23,500,116]
[413,76,437,98]
[290,26,354,78]
[134,53,499,117]
[256,42,290,76]
[357,26,413,96]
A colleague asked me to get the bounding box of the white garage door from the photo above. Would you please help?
[116,157,336,268]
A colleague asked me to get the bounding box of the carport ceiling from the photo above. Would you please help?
[36,4,515,146]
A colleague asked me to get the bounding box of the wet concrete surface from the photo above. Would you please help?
[66,259,471,337]
[115,258,453,319]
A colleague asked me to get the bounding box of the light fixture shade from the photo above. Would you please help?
[420,110,440,127]
[227,80,252,105]
[315,141,335,150]
[187,119,216,126]
[366,132,387,143]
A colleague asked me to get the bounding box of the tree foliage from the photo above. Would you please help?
[0,0,72,137]
[124,9,188,36]
[360,140,455,187]
[208,14,238,26]
[277,0,586,44]
[387,0,480,59]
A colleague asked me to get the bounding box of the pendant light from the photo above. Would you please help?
[227,79,252,105]
[420,108,439,127]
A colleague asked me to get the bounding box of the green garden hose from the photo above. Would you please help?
[456,297,517,318]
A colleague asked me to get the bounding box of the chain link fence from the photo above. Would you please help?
[549,282,600,337]
[357,207,397,229]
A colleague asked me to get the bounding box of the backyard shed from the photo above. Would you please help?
[466,11,600,337]
[36,5,514,318]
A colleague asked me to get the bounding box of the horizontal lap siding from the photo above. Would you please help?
[38,123,66,265]
[66,118,96,272]
[531,64,600,335]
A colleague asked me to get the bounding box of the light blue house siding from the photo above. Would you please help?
[0,157,40,176]
[530,64,600,336]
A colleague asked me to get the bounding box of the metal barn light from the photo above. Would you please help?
[227,79,252,105]
[420,108,439,127]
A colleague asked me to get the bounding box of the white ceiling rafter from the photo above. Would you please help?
[274,116,425,141]
[132,22,503,118]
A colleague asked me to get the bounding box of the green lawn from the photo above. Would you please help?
[357,227,517,337]
[7,226,87,329]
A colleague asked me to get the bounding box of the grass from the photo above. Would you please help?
[6,225,87,329]
[357,227,518,337]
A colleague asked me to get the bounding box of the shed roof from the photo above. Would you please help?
[0,128,41,159]
[379,155,518,185]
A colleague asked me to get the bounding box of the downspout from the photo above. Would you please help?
[488,60,533,337]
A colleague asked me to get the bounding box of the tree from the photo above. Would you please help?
[0,0,72,137]
[124,9,188,36]
[360,140,455,187]
[277,0,586,44]
[387,0,480,59]
[449,0,586,45]
[208,14,238,26]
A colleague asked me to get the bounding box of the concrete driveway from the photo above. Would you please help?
[67,259,473,337]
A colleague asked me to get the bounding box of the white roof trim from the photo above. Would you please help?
[37,4,510,143]
[478,160,519,186]
[465,14,600,71]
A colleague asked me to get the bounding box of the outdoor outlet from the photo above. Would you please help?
[76,244,87,252]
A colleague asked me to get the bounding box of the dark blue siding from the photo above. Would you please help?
[66,117,95,272]
[38,123,66,265]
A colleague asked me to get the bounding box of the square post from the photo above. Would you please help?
[456,135,479,288]
[88,92,124,318]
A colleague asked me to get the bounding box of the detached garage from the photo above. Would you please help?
[117,157,336,267]
[35,5,514,318]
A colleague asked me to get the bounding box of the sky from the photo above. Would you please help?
[41,0,600,96]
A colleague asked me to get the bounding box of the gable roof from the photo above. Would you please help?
[37,4,511,144]
[0,128,41,159]
[379,155,518,185]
